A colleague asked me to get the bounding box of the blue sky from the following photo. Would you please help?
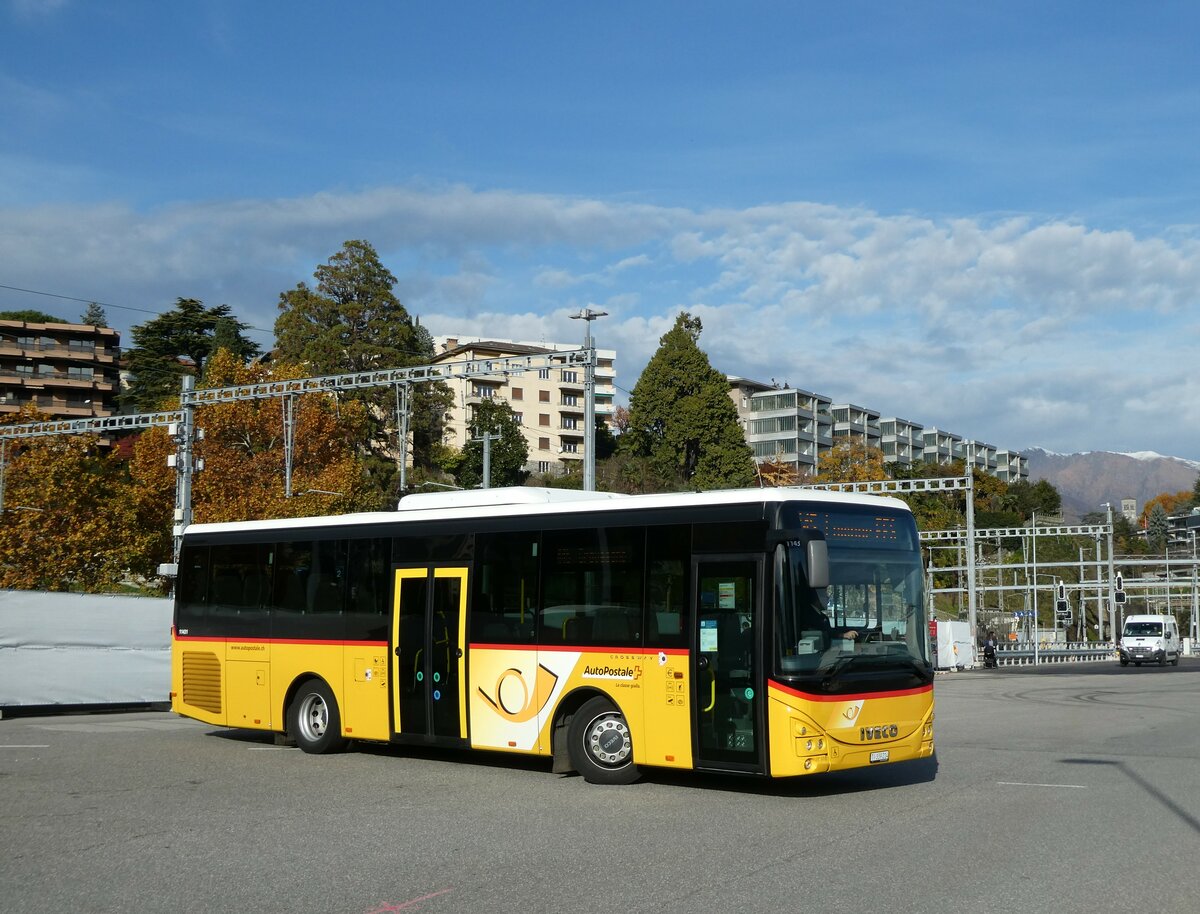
[3,1,1199,461]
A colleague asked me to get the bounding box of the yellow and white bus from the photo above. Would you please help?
[171,486,934,784]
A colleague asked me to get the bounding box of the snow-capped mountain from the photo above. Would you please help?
[1023,448,1200,521]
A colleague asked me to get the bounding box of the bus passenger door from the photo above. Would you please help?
[692,558,763,772]
[391,565,468,743]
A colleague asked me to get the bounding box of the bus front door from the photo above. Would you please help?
[391,566,468,744]
[692,558,763,773]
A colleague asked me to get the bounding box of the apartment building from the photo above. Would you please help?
[731,377,832,475]
[432,336,616,477]
[831,403,881,450]
[729,378,1028,482]
[880,417,925,466]
[921,427,964,466]
[0,319,120,420]
[994,450,1027,482]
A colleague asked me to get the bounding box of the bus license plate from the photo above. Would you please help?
[869,750,889,764]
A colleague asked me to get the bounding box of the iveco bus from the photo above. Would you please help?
[171,487,934,784]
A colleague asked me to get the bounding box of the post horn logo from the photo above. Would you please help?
[478,664,559,723]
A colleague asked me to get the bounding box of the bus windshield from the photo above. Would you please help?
[774,505,931,693]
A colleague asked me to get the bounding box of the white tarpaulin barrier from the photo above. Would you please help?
[0,591,173,711]
[932,618,975,670]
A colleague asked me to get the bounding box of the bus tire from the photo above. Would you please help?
[288,678,349,755]
[567,696,640,785]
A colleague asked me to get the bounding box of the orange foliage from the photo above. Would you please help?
[1139,490,1192,528]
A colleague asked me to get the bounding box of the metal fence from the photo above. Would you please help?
[994,642,1116,666]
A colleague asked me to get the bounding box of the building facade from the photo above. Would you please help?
[728,378,1028,482]
[432,337,616,478]
[0,320,120,420]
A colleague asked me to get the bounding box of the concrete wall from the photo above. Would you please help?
[0,591,172,711]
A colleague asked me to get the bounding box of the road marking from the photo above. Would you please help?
[0,744,50,749]
[998,781,1088,789]
[34,720,200,733]
[365,888,453,913]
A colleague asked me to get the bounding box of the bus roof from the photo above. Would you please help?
[182,485,912,537]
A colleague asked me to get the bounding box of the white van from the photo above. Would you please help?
[1118,614,1181,667]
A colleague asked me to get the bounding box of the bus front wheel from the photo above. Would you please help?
[288,679,349,755]
[567,697,640,785]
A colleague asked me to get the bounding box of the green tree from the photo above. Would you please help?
[80,302,107,327]
[448,398,529,489]
[0,309,65,323]
[1005,478,1062,519]
[620,312,755,490]
[122,298,261,410]
[1147,503,1170,551]
[274,240,452,496]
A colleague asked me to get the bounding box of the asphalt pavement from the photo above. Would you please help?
[2,660,1198,914]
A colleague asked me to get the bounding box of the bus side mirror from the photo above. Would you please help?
[807,540,829,590]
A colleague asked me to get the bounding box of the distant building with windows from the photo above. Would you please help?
[432,336,616,478]
[728,378,1028,482]
[0,319,120,421]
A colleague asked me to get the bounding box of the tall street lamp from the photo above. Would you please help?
[570,308,607,492]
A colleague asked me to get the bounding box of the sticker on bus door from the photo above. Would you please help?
[700,619,718,652]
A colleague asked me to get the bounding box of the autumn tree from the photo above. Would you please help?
[447,398,529,490]
[185,349,380,521]
[122,298,261,410]
[1140,490,1191,529]
[274,240,453,496]
[620,312,755,490]
[0,413,147,591]
[816,438,887,483]
[756,457,805,487]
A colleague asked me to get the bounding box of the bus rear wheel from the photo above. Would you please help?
[288,679,349,755]
[567,697,640,785]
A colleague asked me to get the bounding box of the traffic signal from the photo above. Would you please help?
[1114,572,1126,605]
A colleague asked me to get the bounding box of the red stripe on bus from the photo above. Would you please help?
[768,680,933,702]
[468,642,691,657]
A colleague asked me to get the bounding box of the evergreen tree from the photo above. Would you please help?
[620,312,755,490]
[80,302,107,327]
[1147,503,1170,551]
[274,240,452,495]
[122,298,261,410]
[448,398,529,489]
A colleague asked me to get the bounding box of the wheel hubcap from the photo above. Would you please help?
[586,713,631,768]
[299,692,328,742]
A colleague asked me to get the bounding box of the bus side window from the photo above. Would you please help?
[207,542,271,638]
[269,539,345,640]
[176,544,211,635]
[541,527,643,648]
[346,537,389,642]
[472,531,538,645]
[645,525,689,650]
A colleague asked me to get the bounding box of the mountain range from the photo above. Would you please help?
[1022,448,1200,522]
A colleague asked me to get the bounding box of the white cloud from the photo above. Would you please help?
[2,183,1199,458]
